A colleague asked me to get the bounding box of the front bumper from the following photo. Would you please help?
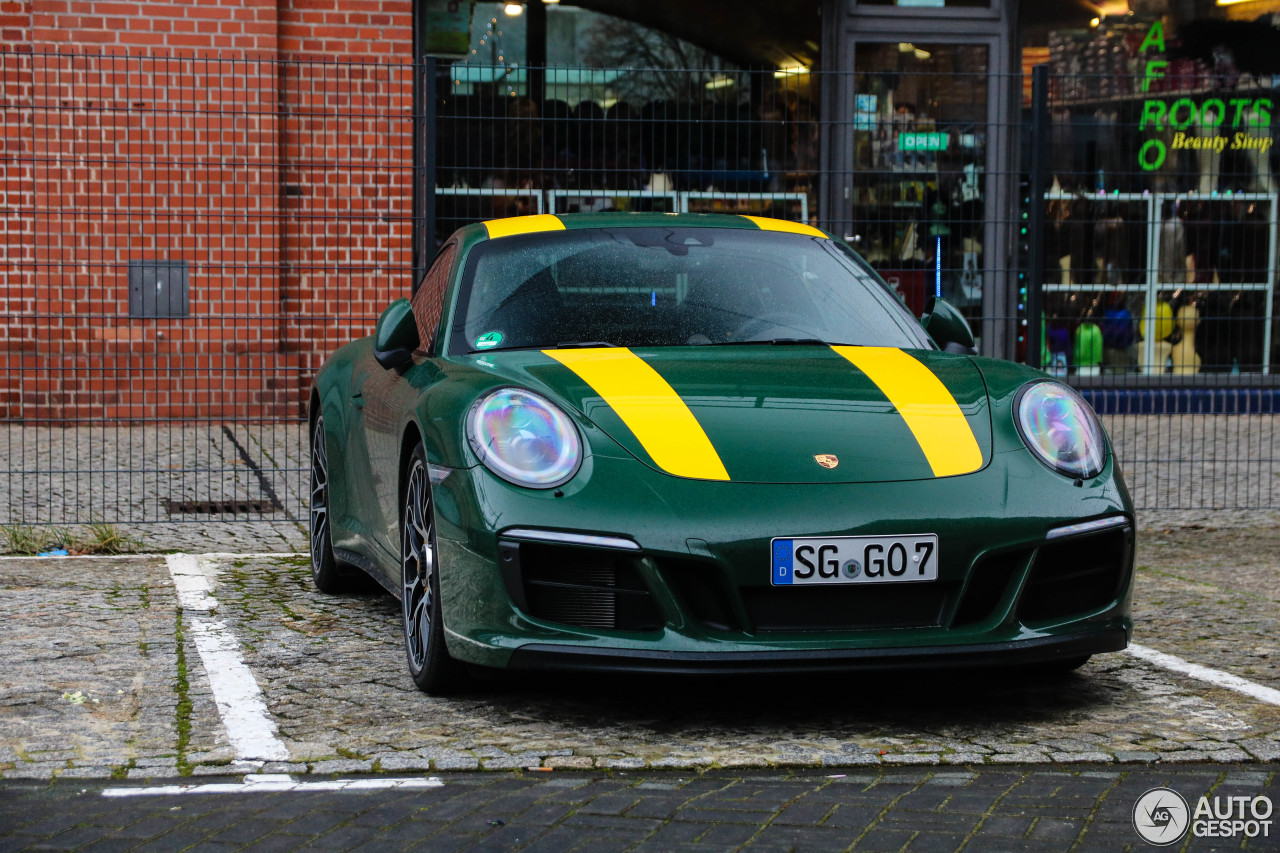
[431,450,1135,670]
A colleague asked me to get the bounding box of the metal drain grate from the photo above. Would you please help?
[164,498,280,516]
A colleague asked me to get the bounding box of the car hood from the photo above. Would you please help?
[481,345,992,485]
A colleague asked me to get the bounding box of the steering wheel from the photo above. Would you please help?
[730,312,812,342]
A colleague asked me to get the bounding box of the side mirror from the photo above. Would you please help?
[920,296,977,355]
[374,298,419,369]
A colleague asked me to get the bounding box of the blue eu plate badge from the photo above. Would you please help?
[773,539,794,584]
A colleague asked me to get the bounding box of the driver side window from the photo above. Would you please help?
[413,242,457,353]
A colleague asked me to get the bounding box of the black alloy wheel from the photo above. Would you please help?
[401,444,465,694]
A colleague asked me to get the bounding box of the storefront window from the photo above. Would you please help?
[848,43,990,331]
[1038,14,1278,376]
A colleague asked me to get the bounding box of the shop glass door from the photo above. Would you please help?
[844,41,995,340]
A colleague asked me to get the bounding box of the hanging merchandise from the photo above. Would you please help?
[1157,202,1190,286]
[1171,300,1201,375]
[1100,295,1137,373]
[960,241,981,304]
[1141,296,1176,374]
[960,162,981,203]
[897,220,924,263]
[1047,322,1071,377]
[929,201,950,237]
[1074,322,1104,377]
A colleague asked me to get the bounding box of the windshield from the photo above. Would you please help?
[447,227,933,355]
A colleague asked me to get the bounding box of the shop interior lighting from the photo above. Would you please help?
[504,3,523,15]
[773,65,809,79]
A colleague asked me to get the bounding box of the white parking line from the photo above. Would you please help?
[166,554,290,762]
[103,775,444,797]
[1127,643,1280,707]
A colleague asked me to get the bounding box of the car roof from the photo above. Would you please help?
[454,212,830,245]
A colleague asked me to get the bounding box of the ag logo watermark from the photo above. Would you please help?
[1133,788,1189,846]
[1133,787,1274,845]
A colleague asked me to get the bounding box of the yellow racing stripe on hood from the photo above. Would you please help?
[543,347,730,481]
[830,346,983,478]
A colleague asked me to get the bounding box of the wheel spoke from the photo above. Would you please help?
[411,591,430,637]
[310,506,327,553]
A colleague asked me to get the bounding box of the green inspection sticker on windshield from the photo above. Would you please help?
[474,331,503,350]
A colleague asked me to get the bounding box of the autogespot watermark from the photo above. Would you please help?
[1133,787,1274,846]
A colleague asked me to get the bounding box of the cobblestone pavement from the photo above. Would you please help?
[2,765,1278,852]
[3,521,1280,781]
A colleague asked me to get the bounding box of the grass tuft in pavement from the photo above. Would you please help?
[0,521,143,555]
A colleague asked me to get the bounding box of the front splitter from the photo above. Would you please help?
[506,627,1129,675]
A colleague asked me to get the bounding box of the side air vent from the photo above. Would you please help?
[1018,527,1132,625]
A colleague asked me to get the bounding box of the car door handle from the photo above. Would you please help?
[352,392,365,409]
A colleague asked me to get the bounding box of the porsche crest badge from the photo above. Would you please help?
[814,454,839,469]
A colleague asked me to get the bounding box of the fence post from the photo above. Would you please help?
[1025,63,1049,370]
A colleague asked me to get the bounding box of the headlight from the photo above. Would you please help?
[1015,381,1107,479]
[467,388,582,488]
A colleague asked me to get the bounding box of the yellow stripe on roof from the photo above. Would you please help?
[831,346,983,478]
[741,216,827,239]
[484,214,565,240]
[543,347,730,481]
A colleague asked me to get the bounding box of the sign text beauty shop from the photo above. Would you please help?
[1137,21,1273,171]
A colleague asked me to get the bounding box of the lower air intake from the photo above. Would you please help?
[515,542,663,632]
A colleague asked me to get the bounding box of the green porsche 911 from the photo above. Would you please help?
[308,212,1134,694]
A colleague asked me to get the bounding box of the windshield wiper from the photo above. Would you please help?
[554,341,617,349]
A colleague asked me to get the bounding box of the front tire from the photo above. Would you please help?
[401,444,465,694]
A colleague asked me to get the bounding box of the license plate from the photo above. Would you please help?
[770,534,939,586]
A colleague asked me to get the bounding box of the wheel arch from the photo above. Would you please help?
[309,375,354,542]
[308,385,322,433]
[398,420,428,522]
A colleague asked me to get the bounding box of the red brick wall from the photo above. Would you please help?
[2,0,413,422]
[279,1,412,409]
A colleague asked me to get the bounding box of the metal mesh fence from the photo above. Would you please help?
[431,66,816,235]
[1,51,1277,529]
